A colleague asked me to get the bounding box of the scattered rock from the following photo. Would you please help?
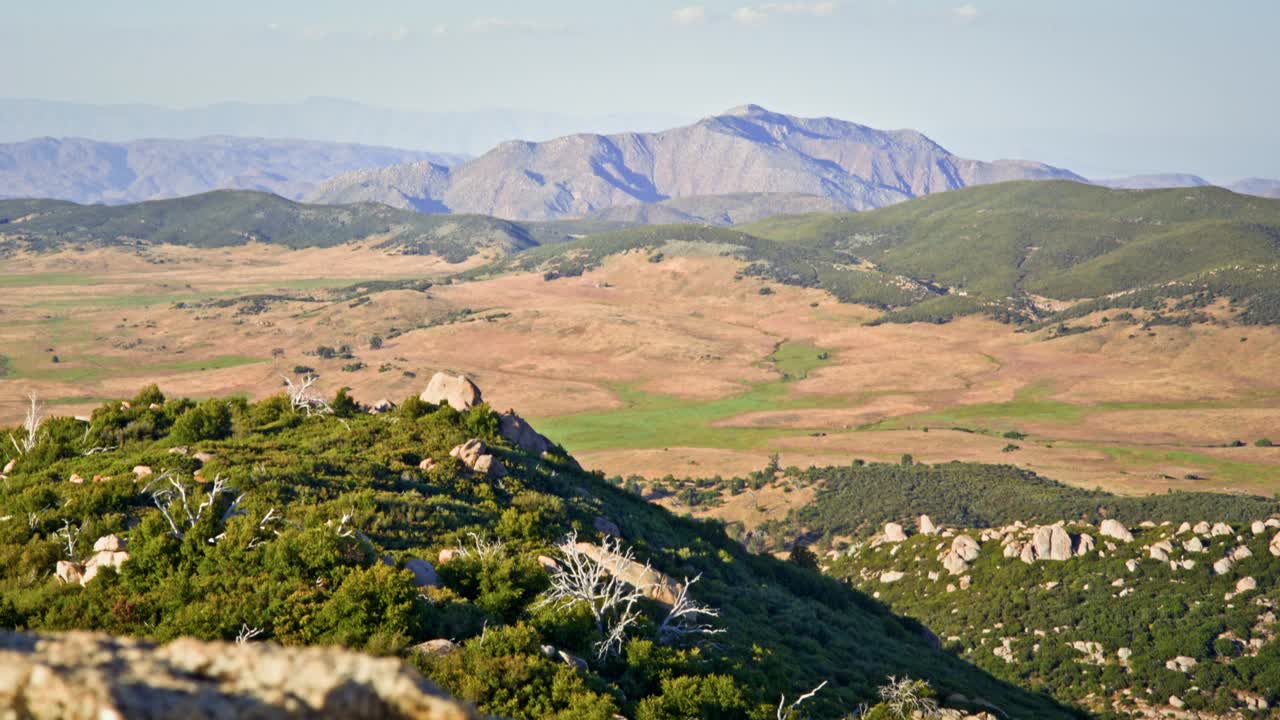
[93,535,126,553]
[1125,559,1139,573]
[2,459,15,474]
[536,555,559,571]
[419,457,436,472]
[0,630,474,720]
[403,558,440,588]
[55,561,84,585]
[1251,521,1267,535]
[1193,521,1211,535]
[132,465,153,479]
[193,451,216,465]
[449,439,506,478]
[1210,522,1233,537]
[919,514,937,535]
[1183,537,1205,553]
[593,516,622,538]
[1271,531,1280,557]
[883,522,907,543]
[1169,695,1186,710]
[412,639,459,656]
[880,570,905,583]
[1030,525,1072,561]
[951,534,980,562]
[1117,647,1132,662]
[68,473,85,484]
[1165,656,1197,673]
[557,649,588,671]
[369,398,396,414]
[420,372,483,412]
[437,548,459,565]
[1099,519,1133,543]
[1237,577,1258,593]
[1213,557,1234,575]
[1075,533,1095,557]
[83,549,131,585]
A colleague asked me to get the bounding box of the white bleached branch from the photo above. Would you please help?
[9,391,44,456]
[280,373,333,416]
[657,573,724,643]
[537,531,651,659]
[777,680,828,720]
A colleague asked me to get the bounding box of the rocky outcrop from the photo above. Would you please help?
[499,412,554,456]
[449,439,506,478]
[1026,525,1073,562]
[420,372,483,412]
[0,630,474,719]
[403,558,440,588]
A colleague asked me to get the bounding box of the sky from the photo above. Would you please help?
[2,0,1277,180]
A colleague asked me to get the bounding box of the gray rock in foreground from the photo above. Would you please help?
[0,630,474,720]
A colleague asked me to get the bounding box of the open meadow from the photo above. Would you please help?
[5,242,1279,510]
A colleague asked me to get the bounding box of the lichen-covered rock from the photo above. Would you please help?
[0,630,474,719]
[420,372,483,412]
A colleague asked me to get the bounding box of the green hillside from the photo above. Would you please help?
[749,460,1280,549]
[0,191,618,262]
[743,181,1280,324]
[0,387,1078,719]
[826,515,1280,717]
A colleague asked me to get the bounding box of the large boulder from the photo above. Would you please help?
[882,522,907,543]
[404,558,440,588]
[420,372,483,412]
[82,549,130,585]
[951,534,980,562]
[0,630,474,719]
[54,561,84,585]
[1031,525,1072,561]
[1099,519,1133,543]
[499,412,554,456]
[918,515,937,535]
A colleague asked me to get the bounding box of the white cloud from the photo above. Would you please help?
[469,17,563,34]
[953,4,980,22]
[671,6,707,25]
[731,2,837,26]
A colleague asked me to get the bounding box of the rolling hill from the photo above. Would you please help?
[305,104,1084,220]
[0,136,462,205]
[0,191,618,261]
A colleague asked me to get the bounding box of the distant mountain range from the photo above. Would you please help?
[1095,173,1280,197]
[305,104,1085,220]
[0,136,463,205]
[0,97,687,156]
[0,102,1276,217]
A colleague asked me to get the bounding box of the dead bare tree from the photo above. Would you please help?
[777,680,828,720]
[877,676,938,719]
[9,391,44,456]
[235,624,264,644]
[142,471,243,541]
[657,573,723,643]
[538,531,650,659]
[55,519,81,560]
[452,532,506,561]
[327,510,356,538]
[280,374,333,416]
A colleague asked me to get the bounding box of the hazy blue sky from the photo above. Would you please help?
[2,1,1276,179]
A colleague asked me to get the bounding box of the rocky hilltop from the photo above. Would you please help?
[306,104,1084,220]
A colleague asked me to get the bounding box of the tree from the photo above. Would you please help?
[538,531,649,659]
[369,336,384,350]
[171,399,232,443]
[788,545,819,571]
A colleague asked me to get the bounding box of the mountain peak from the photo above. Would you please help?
[721,103,773,117]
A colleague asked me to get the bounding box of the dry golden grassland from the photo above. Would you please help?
[4,246,1278,503]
